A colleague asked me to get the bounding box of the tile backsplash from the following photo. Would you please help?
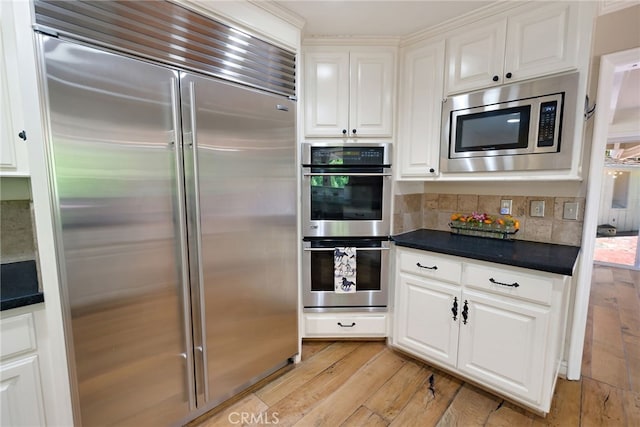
[1,200,37,263]
[394,192,585,246]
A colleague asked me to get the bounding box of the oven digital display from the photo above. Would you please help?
[310,147,385,166]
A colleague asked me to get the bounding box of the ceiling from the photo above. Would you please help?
[274,0,494,38]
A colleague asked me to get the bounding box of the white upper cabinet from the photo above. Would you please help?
[446,2,580,95]
[303,47,395,138]
[397,39,445,178]
[0,1,28,176]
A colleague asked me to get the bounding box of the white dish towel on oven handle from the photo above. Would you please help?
[334,247,356,293]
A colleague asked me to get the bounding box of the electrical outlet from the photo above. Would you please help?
[500,199,512,215]
[563,202,579,220]
[530,200,545,217]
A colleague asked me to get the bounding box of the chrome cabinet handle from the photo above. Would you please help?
[489,278,520,288]
[416,262,438,270]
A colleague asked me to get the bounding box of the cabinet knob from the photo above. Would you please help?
[492,75,499,82]
[505,72,512,79]
[352,129,357,135]
[18,130,27,141]
[429,168,435,173]
[342,129,347,135]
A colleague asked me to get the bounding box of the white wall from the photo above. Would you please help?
[598,168,640,231]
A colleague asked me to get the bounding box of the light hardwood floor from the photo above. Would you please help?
[190,265,640,426]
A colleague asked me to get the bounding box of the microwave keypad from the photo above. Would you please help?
[537,101,558,147]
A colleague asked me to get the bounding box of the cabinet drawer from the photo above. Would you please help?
[463,263,554,305]
[399,249,462,284]
[1,313,37,359]
[304,313,387,337]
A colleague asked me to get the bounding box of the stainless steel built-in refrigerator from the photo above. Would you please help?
[39,33,297,426]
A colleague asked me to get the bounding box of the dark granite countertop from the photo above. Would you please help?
[392,229,580,276]
[1,260,44,310]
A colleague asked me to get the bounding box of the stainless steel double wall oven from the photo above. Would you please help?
[301,142,392,311]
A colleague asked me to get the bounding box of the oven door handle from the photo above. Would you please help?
[303,247,390,252]
[302,172,392,177]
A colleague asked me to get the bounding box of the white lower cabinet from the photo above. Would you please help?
[392,246,571,414]
[0,312,46,426]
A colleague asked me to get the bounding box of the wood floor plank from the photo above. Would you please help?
[256,341,360,405]
[484,401,535,427]
[300,340,333,361]
[582,306,594,378]
[364,359,430,422]
[293,348,405,427]
[623,389,640,427]
[623,333,640,392]
[194,394,268,427]
[389,370,463,427]
[340,405,389,427]
[531,378,581,427]
[435,384,502,427]
[265,341,387,426]
[581,377,626,427]
[590,305,629,389]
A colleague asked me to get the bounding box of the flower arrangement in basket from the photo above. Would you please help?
[449,211,520,239]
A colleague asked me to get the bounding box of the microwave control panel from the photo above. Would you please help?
[537,101,558,147]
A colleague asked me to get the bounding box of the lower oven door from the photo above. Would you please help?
[302,238,389,311]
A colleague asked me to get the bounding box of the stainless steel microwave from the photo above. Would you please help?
[441,72,579,173]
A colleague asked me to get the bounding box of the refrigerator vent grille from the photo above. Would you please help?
[33,0,296,97]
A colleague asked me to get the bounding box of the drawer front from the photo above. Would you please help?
[399,249,462,284]
[463,263,554,305]
[1,313,37,359]
[304,313,387,337]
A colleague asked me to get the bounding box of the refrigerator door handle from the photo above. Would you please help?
[184,80,210,405]
[170,75,197,411]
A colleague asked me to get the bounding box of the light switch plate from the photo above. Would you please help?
[530,200,545,217]
[563,202,579,220]
[500,199,512,215]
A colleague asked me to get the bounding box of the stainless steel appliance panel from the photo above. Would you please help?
[302,238,389,310]
[180,73,298,407]
[301,142,392,237]
[440,72,579,173]
[41,36,193,425]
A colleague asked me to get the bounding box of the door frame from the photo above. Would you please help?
[567,47,640,379]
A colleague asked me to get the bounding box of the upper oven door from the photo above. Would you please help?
[301,142,392,237]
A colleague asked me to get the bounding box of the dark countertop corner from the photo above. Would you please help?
[1,260,44,311]
[392,229,581,276]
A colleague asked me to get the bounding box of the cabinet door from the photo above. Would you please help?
[349,51,395,137]
[397,40,445,178]
[0,1,28,176]
[0,356,46,426]
[457,289,548,404]
[445,20,506,94]
[303,51,350,137]
[394,273,460,368]
[504,3,579,82]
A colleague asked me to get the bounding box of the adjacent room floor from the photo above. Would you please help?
[594,233,639,268]
[191,265,640,426]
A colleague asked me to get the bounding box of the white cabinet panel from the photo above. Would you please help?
[394,274,460,368]
[505,3,579,82]
[303,52,350,137]
[0,1,28,176]
[397,39,445,178]
[0,356,46,427]
[445,2,581,95]
[303,47,395,138]
[303,312,387,338]
[445,20,506,94]
[457,289,548,403]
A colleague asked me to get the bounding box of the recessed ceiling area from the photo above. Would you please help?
[275,1,494,38]
[607,65,640,166]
